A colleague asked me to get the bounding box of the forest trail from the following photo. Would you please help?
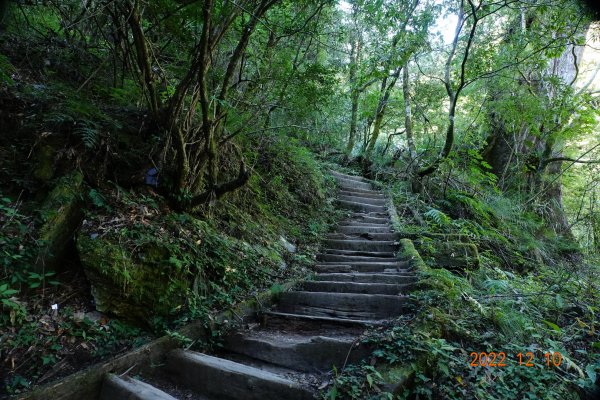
[95,171,418,399]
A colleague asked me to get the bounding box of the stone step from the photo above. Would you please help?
[337,199,386,213]
[277,291,410,320]
[301,280,410,295]
[341,215,389,224]
[327,232,400,241]
[323,239,398,252]
[314,272,418,284]
[262,311,385,329]
[336,220,389,230]
[338,195,387,206]
[313,265,408,273]
[339,220,390,228]
[339,190,385,199]
[166,350,313,400]
[335,177,373,191]
[317,254,397,263]
[348,211,390,218]
[322,249,396,258]
[335,225,393,234]
[99,374,177,400]
[337,186,383,196]
[330,170,373,184]
[223,331,369,373]
[314,261,410,273]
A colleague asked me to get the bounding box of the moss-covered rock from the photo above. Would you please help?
[380,364,418,396]
[77,233,190,322]
[416,237,480,270]
[35,172,84,272]
[32,144,56,182]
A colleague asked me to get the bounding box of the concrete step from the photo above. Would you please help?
[340,215,389,224]
[223,331,369,373]
[317,254,397,263]
[314,272,418,284]
[347,211,390,218]
[301,280,410,295]
[341,221,389,228]
[314,260,410,273]
[166,350,313,400]
[327,232,400,241]
[262,311,385,329]
[337,199,386,213]
[338,195,387,206]
[337,186,383,196]
[339,220,390,228]
[335,177,373,191]
[99,374,177,400]
[277,291,410,320]
[313,265,408,273]
[339,190,385,199]
[323,239,398,252]
[322,249,396,258]
[335,225,393,234]
[330,170,373,184]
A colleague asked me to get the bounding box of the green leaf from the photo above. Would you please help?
[329,385,337,400]
[585,364,597,383]
[542,320,561,332]
[555,294,564,308]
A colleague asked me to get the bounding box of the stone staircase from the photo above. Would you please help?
[96,170,417,400]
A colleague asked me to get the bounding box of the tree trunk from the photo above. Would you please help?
[403,65,416,159]
[345,14,362,161]
[364,68,400,160]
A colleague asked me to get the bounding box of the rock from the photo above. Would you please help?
[77,234,190,322]
[380,365,416,396]
[35,172,85,273]
[33,144,56,182]
[279,236,296,253]
[74,310,107,324]
[417,237,480,270]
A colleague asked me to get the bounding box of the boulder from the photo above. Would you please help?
[33,144,56,182]
[416,237,479,270]
[77,235,190,322]
[35,172,84,272]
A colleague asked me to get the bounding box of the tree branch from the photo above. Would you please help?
[189,160,251,208]
[542,156,600,167]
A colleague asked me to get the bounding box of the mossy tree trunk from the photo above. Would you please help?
[364,67,401,162]
[345,11,362,161]
[123,0,279,209]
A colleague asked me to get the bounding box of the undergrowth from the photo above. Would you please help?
[1,129,340,396]
[324,176,600,399]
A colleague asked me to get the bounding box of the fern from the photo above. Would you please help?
[424,208,452,226]
[45,111,75,126]
[75,121,100,149]
[482,278,509,294]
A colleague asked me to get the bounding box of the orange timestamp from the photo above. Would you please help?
[469,351,563,367]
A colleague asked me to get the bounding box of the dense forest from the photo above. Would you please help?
[1,0,599,399]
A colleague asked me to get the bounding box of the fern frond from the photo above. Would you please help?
[424,208,452,226]
[75,121,100,149]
